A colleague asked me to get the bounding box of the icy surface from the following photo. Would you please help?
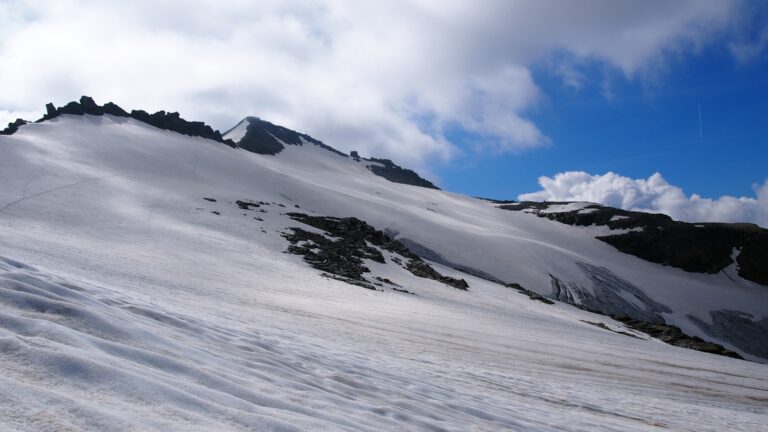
[0,115,767,431]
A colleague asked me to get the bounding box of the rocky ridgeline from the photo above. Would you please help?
[0,118,28,135]
[283,213,468,291]
[499,201,768,286]
[3,96,236,146]
[351,152,439,190]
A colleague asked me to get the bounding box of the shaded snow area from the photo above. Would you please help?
[1,115,767,431]
[2,257,767,431]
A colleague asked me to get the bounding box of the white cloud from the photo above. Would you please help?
[520,171,768,227]
[0,0,745,168]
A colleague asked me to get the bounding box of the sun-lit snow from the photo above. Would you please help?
[1,115,766,431]
[223,117,249,143]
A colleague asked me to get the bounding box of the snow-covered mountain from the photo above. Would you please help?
[1,98,766,431]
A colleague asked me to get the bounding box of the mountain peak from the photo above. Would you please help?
[224,116,439,189]
[223,116,347,157]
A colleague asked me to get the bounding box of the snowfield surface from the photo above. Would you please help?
[1,115,767,431]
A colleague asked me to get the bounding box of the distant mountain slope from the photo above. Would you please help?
[499,201,768,285]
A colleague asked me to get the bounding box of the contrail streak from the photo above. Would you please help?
[698,103,702,144]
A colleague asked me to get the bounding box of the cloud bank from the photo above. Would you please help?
[520,171,768,227]
[0,0,744,168]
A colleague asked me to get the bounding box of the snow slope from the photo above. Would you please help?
[0,114,767,431]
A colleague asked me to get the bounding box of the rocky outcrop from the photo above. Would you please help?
[499,201,768,286]
[363,157,439,189]
[612,316,744,360]
[405,259,469,290]
[129,109,231,144]
[506,283,554,305]
[0,118,27,135]
[283,213,468,290]
[29,96,236,147]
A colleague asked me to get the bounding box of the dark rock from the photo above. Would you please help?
[0,119,28,135]
[365,157,439,189]
[34,97,233,146]
[476,197,517,204]
[211,211,220,215]
[581,320,641,339]
[320,273,377,290]
[612,316,743,360]
[203,197,217,202]
[392,287,416,295]
[506,282,554,305]
[41,102,59,121]
[78,96,103,114]
[236,200,260,210]
[283,212,468,290]
[129,109,225,143]
[58,101,86,115]
[375,276,400,287]
[405,260,469,290]
[102,102,130,117]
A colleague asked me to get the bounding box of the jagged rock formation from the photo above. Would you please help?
[283,213,468,290]
[363,157,439,190]
[0,118,27,135]
[24,96,236,146]
[500,201,768,286]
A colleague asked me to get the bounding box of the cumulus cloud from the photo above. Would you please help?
[0,0,745,168]
[520,171,768,227]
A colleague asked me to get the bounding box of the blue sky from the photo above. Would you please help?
[440,41,768,201]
